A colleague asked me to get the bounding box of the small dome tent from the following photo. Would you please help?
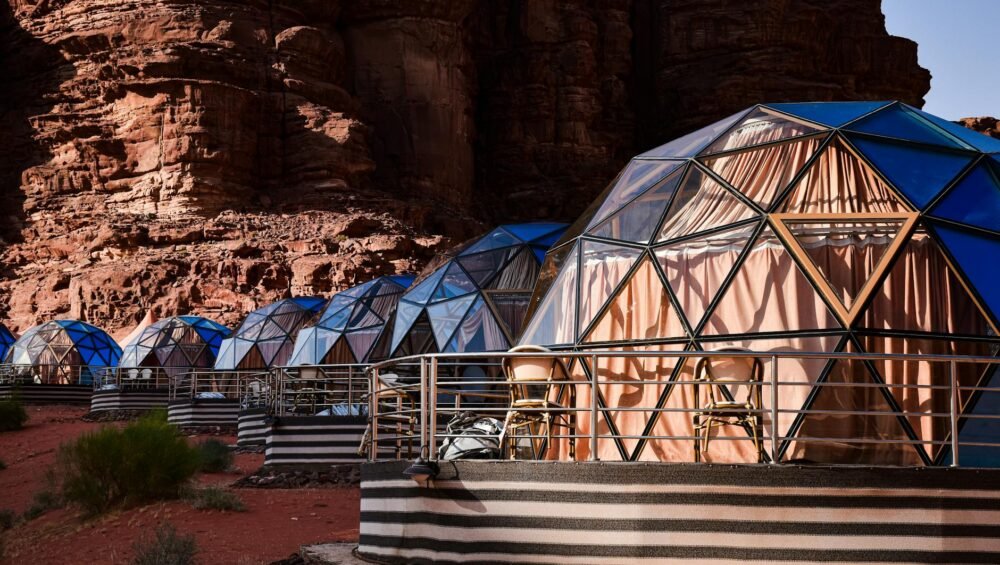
[119,316,231,377]
[214,297,326,370]
[7,320,121,385]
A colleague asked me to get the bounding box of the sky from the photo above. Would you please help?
[882,0,999,119]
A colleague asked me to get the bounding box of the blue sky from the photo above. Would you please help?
[882,0,999,119]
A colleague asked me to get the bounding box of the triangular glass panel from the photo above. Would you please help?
[701,107,825,155]
[764,101,890,128]
[587,160,685,229]
[952,361,1000,467]
[639,108,752,159]
[779,137,908,214]
[584,257,686,342]
[345,327,381,363]
[578,242,643,336]
[655,223,757,330]
[483,291,531,339]
[457,247,518,287]
[431,263,477,302]
[389,301,424,355]
[929,161,1000,233]
[403,267,445,305]
[393,311,436,357]
[785,342,920,466]
[503,223,567,243]
[775,216,913,320]
[531,246,548,264]
[849,135,975,210]
[845,103,966,149]
[529,227,568,248]
[288,327,316,365]
[655,166,758,242]
[444,297,510,353]
[519,244,580,347]
[701,226,841,335]
[487,247,540,291]
[461,227,521,256]
[523,243,575,325]
[347,302,382,328]
[427,294,477,350]
[904,105,1000,153]
[703,135,824,210]
[586,169,683,243]
[933,224,1000,324]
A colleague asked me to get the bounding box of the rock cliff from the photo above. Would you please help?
[0,0,931,336]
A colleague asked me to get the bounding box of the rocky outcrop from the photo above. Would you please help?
[960,117,1000,140]
[0,0,930,336]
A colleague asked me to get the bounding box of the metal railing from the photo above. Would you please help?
[271,364,370,416]
[366,350,1000,467]
[169,370,270,402]
[92,367,176,390]
[0,364,114,386]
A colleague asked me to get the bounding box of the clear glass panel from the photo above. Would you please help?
[445,297,510,353]
[849,135,974,210]
[764,101,889,128]
[345,327,381,362]
[403,267,445,305]
[586,170,682,243]
[583,257,686,342]
[587,160,685,229]
[703,136,823,210]
[488,248,542,290]
[390,301,424,355]
[522,242,575,325]
[578,242,643,336]
[784,219,905,310]
[955,364,1000,467]
[780,137,908,214]
[519,245,580,347]
[929,162,1000,233]
[655,167,758,242]
[933,224,1000,323]
[431,263,478,302]
[639,108,751,158]
[288,328,317,365]
[347,302,382,328]
[457,247,516,287]
[701,108,823,155]
[426,294,477,350]
[846,104,965,149]
[485,291,531,339]
[701,227,841,335]
[655,223,757,330]
[461,227,520,256]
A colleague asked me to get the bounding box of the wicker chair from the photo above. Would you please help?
[500,345,575,460]
[692,348,764,463]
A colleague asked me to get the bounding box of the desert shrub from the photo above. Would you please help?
[186,486,246,512]
[0,397,27,432]
[22,486,61,521]
[195,439,233,473]
[58,412,200,515]
[0,509,15,530]
[131,523,197,565]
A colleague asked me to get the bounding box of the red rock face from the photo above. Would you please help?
[0,0,932,336]
[960,117,1000,140]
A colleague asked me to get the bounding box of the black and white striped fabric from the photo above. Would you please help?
[0,384,92,405]
[264,416,368,465]
[167,398,239,427]
[359,461,1000,564]
[237,408,269,447]
[90,388,169,413]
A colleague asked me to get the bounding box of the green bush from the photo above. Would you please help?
[186,486,246,512]
[22,486,61,521]
[195,439,233,473]
[58,412,200,515]
[0,397,27,432]
[0,509,15,530]
[131,523,197,565]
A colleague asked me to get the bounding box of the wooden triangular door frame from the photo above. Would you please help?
[770,212,920,327]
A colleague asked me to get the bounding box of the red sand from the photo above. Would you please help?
[0,406,360,564]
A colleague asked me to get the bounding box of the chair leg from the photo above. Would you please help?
[693,414,701,463]
[500,410,515,460]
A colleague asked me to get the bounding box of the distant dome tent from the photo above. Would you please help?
[214,297,326,370]
[119,316,232,377]
[290,275,414,366]
[6,320,122,385]
[390,223,568,357]
[0,324,16,364]
[519,101,1000,466]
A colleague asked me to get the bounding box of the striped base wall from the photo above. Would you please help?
[0,384,92,405]
[360,462,1000,564]
[238,409,269,447]
[90,388,169,413]
[264,416,370,465]
[167,398,239,427]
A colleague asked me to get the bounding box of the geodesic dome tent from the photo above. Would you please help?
[520,101,1000,466]
[120,316,231,377]
[0,324,16,364]
[289,275,415,366]
[6,320,122,385]
[214,297,326,370]
[390,223,567,357]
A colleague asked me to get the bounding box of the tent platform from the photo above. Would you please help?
[237,407,269,447]
[0,383,92,405]
[90,387,169,413]
[264,415,369,466]
[359,460,1000,564]
[167,398,239,428]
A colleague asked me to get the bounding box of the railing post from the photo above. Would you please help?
[950,359,960,467]
[419,357,428,453]
[590,354,599,462]
[429,357,438,460]
[370,368,379,462]
[770,355,779,465]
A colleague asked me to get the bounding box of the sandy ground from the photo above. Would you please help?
[0,406,360,564]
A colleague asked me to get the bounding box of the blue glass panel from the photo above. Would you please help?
[849,136,974,209]
[846,104,964,148]
[502,223,567,243]
[904,105,1000,153]
[530,229,566,249]
[403,267,445,305]
[531,246,548,264]
[461,228,521,256]
[764,101,889,127]
[930,162,1000,233]
[388,274,415,288]
[935,225,1000,321]
[639,108,751,158]
[947,365,1000,467]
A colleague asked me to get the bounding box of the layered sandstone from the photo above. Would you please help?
[0,0,931,336]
